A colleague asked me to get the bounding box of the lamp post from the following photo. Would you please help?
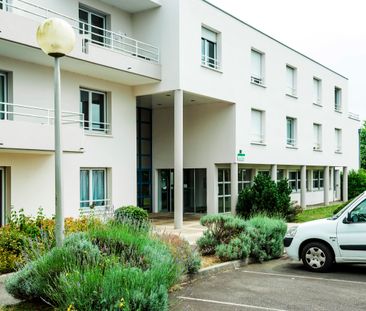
[36,18,75,246]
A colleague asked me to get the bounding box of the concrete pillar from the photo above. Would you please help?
[300,165,306,209]
[207,165,218,214]
[231,163,238,215]
[324,166,329,206]
[152,169,159,213]
[174,89,183,229]
[343,166,348,202]
[330,167,334,202]
[335,169,341,200]
[251,168,258,185]
[271,164,277,181]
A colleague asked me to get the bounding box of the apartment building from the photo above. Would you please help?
[0,0,360,227]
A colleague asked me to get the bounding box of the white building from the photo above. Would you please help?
[0,0,360,227]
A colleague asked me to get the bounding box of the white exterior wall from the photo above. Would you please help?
[0,57,137,218]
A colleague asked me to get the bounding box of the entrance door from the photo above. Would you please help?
[0,169,4,226]
[159,169,174,212]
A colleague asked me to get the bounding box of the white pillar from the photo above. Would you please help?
[343,166,348,202]
[324,166,329,206]
[231,163,238,215]
[330,167,334,202]
[300,165,306,209]
[152,169,159,213]
[174,89,183,229]
[271,164,277,181]
[251,168,258,185]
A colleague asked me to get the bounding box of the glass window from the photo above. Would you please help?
[288,171,301,192]
[312,170,324,191]
[251,109,264,143]
[0,72,7,120]
[286,65,296,96]
[251,49,264,85]
[313,124,322,150]
[80,168,108,210]
[201,27,219,69]
[335,87,342,112]
[80,89,108,133]
[350,200,366,223]
[277,169,285,181]
[286,117,296,146]
[218,168,231,213]
[79,6,106,45]
[313,78,321,105]
[335,128,342,152]
[238,168,252,192]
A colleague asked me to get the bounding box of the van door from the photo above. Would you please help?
[336,198,366,261]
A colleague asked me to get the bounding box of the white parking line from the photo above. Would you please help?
[241,270,366,285]
[177,296,288,311]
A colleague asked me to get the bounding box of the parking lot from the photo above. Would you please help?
[171,257,366,311]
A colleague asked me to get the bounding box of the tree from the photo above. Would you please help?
[360,121,366,169]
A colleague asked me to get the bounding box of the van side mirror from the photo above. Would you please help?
[343,213,352,224]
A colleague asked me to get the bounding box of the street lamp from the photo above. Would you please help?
[36,18,75,246]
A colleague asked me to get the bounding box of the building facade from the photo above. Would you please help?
[0,0,360,227]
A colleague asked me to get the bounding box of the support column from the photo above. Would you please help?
[174,89,183,229]
[231,163,238,215]
[324,166,329,206]
[152,169,159,213]
[330,167,334,202]
[271,164,277,181]
[251,168,258,185]
[343,166,348,202]
[300,165,306,209]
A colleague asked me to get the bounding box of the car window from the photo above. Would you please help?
[350,199,366,223]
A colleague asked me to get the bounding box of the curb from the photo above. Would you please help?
[181,257,255,283]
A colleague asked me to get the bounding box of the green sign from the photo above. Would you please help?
[237,150,246,162]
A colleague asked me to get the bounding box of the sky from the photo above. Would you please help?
[208,0,366,122]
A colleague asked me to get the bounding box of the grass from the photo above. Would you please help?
[0,301,51,311]
[295,203,342,223]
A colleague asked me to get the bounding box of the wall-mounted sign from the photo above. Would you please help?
[237,150,246,162]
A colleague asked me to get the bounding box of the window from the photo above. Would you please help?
[201,27,219,69]
[218,168,231,213]
[238,169,251,192]
[335,128,342,152]
[313,170,324,190]
[80,89,108,133]
[313,78,321,105]
[286,117,296,147]
[251,109,264,144]
[79,6,107,45]
[289,171,301,192]
[335,87,342,112]
[0,72,7,120]
[251,49,264,85]
[80,168,108,210]
[313,123,322,150]
[277,169,285,180]
[258,170,270,177]
[349,199,366,223]
[286,65,297,96]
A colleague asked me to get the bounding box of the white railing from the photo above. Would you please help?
[251,133,265,144]
[201,55,221,70]
[313,143,321,150]
[251,76,263,85]
[80,199,113,219]
[334,103,342,112]
[83,120,111,135]
[0,102,83,126]
[0,0,160,63]
[348,112,360,121]
[286,137,296,147]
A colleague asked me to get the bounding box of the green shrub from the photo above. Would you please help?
[348,169,366,200]
[236,174,295,221]
[215,233,251,261]
[247,216,287,262]
[157,233,201,274]
[114,206,149,225]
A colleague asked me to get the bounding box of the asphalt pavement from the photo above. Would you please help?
[171,256,366,311]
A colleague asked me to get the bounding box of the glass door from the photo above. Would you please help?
[0,72,7,120]
[184,169,195,213]
[79,7,106,46]
[159,169,174,212]
[0,169,4,226]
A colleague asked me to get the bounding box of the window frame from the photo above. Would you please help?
[251,48,264,85]
[238,168,252,193]
[201,26,220,70]
[334,87,342,112]
[80,88,109,134]
[79,5,107,45]
[335,128,342,153]
[251,109,265,144]
[312,170,324,191]
[286,117,297,147]
[313,123,322,151]
[218,168,231,213]
[313,77,322,106]
[286,65,297,97]
[288,170,301,192]
[0,72,8,120]
[80,168,108,210]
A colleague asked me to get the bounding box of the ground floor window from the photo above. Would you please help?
[218,168,231,213]
[288,171,301,192]
[258,170,270,177]
[277,169,285,180]
[313,170,324,191]
[80,168,108,209]
[238,168,251,192]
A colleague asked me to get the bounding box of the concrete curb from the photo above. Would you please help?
[181,257,255,283]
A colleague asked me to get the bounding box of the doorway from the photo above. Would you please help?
[158,169,207,213]
[0,168,4,226]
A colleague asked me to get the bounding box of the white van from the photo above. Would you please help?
[285,192,366,272]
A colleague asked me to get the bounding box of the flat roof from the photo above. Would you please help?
[203,0,348,80]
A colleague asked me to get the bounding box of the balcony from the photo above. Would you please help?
[0,0,161,84]
[0,102,84,152]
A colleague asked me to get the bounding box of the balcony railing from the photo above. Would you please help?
[251,76,264,86]
[201,54,221,71]
[0,0,160,63]
[286,137,296,147]
[0,102,83,126]
[80,199,113,220]
[348,112,360,121]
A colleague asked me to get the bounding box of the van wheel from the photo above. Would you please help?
[301,242,333,272]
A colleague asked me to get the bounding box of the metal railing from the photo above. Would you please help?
[0,0,160,63]
[286,137,296,147]
[348,112,360,121]
[80,199,113,219]
[0,102,83,126]
[313,143,321,150]
[334,103,342,112]
[201,54,221,70]
[251,76,263,85]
